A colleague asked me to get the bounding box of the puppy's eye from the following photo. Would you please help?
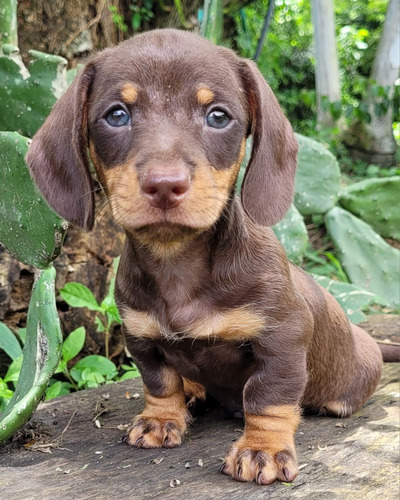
[206,109,231,129]
[105,107,131,127]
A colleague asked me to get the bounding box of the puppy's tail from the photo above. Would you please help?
[378,342,400,362]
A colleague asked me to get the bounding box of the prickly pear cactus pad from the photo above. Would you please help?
[325,206,400,309]
[311,275,386,324]
[272,204,308,264]
[0,131,67,268]
[0,45,68,137]
[294,134,341,216]
[0,265,63,443]
[339,177,400,241]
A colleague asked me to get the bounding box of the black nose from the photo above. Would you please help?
[141,168,191,209]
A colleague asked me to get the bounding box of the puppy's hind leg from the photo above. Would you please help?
[322,324,382,417]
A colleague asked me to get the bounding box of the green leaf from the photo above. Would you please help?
[62,326,86,363]
[0,322,22,360]
[95,316,106,333]
[45,381,63,400]
[60,283,101,311]
[54,359,67,374]
[0,379,14,401]
[71,355,117,378]
[4,355,23,385]
[17,327,26,345]
[119,370,141,380]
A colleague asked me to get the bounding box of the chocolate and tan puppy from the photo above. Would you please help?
[26,30,386,485]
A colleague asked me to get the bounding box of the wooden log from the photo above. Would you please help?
[0,360,398,499]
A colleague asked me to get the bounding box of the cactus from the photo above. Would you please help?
[294,133,341,215]
[0,266,63,443]
[0,0,18,46]
[339,176,400,241]
[312,274,386,324]
[0,131,67,268]
[272,204,308,264]
[325,206,400,308]
[0,45,68,137]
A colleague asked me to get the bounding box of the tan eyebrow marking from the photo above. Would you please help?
[197,87,214,105]
[121,83,139,104]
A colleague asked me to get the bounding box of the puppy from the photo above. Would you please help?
[26,29,384,485]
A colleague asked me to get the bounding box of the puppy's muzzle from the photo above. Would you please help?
[140,167,191,210]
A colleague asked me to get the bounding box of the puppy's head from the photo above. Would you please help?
[26,29,297,241]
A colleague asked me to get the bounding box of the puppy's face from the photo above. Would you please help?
[26,29,297,242]
[87,35,248,239]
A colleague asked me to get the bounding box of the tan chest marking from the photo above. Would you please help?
[122,306,265,342]
[122,309,162,339]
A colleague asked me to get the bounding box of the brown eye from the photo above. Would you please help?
[206,109,231,129]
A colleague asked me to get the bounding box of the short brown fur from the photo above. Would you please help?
[26,29,393,486]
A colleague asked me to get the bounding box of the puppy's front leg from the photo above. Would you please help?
[123,338,191,448]
[222,321,309,485]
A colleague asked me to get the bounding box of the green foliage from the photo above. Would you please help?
[325,207,400,309]
[0,323,22,361]
[0,322,140,406]
[339,177,400,241]
[109,5,128,33]
[0,324,23,412]
[305,248,350,283]
[130,0,154,31]
[0,131,67,269]
[234,0,399,137]
[60,258,121,359]
[46,326,140,398]
[294,134,341,215]
[201,0,223,44]
[234,0,315,133]
[109,1,154,33]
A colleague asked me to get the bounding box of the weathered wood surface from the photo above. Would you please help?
[0,322,399,499]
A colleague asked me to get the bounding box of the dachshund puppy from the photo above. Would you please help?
[26,29,384,485]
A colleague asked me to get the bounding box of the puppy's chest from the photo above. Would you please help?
[122,297,265,342]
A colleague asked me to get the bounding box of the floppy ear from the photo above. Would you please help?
[25,63,96,230]
[240,60,298,226]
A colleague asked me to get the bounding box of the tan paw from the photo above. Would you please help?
[221,439,298,484]
[123,415,189,448]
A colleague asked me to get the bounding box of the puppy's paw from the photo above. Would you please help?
[221,438,298,484]
[183,378,207,415]
[123,414,189,448]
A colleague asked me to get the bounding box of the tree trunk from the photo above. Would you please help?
[343,0,399,167]
[311,0,341,129]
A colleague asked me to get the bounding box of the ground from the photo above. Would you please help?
[0,316,399,500]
